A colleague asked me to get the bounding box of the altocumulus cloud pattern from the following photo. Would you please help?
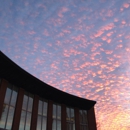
[0,0,130,129]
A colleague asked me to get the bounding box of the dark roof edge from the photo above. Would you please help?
[0,51,96,109]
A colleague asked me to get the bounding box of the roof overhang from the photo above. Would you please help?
[0,51,96,110]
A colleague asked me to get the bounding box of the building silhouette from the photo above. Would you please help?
[0,51,97,130]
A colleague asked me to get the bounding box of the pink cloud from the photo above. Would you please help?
[114,18,118,22]
[28,30,36,35]
[43,29,49,36]
[123,3,129,8]
[94,30,104,38]
[58,7,69,18]
[107,39,111,43]
[101,36,107,41]
[106,32,113,37]
[105,50,113,54]
[120,8,124,12]
[102,23,115,31]
[121,20,126,25]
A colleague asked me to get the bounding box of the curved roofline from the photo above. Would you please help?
[0,51,96,110]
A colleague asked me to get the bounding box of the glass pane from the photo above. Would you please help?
[68,123,71,130]
[84,125,88,130]
[42,117,47,130]
[27,96,33,112]
[25,112,31,130]
[6,106,15,130]
[57,105,61,119]
[43,102,48,116]
[73,123,75,130]
[4,87,12,105]
[36,115,42,130]
[80,125,82,130]
[19,110,26,130]
[0,104,9,128]
[66,122,70,130]
[38,100,43,115]
[22,93,28,110]
[52,119,56,130]
[70,109,75,122]
[10,90,18,106]
[66,107,70,121]
[83,110,87,124]
[79,110,83,123]
[80,125,83,130]
[53,105,56,119]
[57,120,61,130]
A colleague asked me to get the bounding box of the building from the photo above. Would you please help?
[0,51,97,130]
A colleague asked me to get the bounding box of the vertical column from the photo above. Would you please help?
[0,79,8,119]
[30,95,39,130]
[12,88,24,130]
[61,104,66,130]
[47,100,53,130]
[87,107,97,130]
[75,108,80,130]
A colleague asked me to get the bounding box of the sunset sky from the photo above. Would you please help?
[0,0,130,129]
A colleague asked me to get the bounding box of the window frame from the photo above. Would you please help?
[0,83,18,130]
[19,92,34,130]
[79,110,89,130]
[66,107,75,130]
[36,98,48,130]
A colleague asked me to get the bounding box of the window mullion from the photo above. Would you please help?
[82,110,84,125]
[56,105,57,130]
[41,100,43,130]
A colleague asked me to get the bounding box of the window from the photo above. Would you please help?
[19,92,33,130]
[66,107,75,130]
[0,83,18,130]
[79,110,89,130]
[36,99,48,130]
[52,104,61,130]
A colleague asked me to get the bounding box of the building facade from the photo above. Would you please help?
[0,51,97,130]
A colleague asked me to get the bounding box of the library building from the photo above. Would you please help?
[0,51,97,130]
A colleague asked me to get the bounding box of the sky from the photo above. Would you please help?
[0,0,130,129]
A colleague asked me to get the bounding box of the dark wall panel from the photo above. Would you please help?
[47,100,53,130]
[87,107,97,130]
[12,88,24,130]
[0,79,8,120]
[31,95,39,130]
[75,108,80,130]
[61,104,66,130]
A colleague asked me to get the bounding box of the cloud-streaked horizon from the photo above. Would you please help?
[1,0,130,129]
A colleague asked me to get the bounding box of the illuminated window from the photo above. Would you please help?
[66,107,75,130]
[19,92,33,130]
[52,104,61,130]
[36,99,48,130]
[79,110,89,130]
[0,83,18,130]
